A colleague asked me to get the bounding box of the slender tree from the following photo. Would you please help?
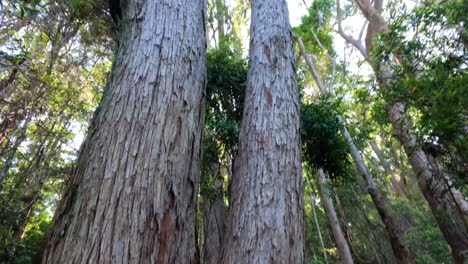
[294,33,414,264]
[41,0,207,262]
[315,168,354,264]
[220,0,304,262]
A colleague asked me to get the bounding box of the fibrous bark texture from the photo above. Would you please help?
[201,190,225,264]
[316,168,354,264]
[41,1,206,263]
[220,0,304,262]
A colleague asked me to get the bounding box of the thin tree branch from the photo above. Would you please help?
[310,29,336,91]
[336,0,370,62]
[292,32,327,94]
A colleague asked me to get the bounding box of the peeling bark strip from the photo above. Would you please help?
[220,0,304,263]
[42,1,206,263]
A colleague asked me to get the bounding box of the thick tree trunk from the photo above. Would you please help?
[387,102,468,263]
[41,1,207,263]
[316,168,353,264]
[220,0,304,262]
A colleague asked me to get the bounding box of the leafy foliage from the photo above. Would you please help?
[205,47,247,151]
[293,0,335,56]
[200,47,247,200]
[301,96,351,179]
[373,0,467,184]
[0,0,113,261]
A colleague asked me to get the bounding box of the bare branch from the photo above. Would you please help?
[292,33,327,95]
[352,0,388,51]
[358,20,368,43]
[310,29,336,91]
[336,0,370,62]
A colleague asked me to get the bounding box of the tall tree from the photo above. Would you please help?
[337,0,468,262]
[315,168,353,264]
[295,33,414,264]
[220,0,304,262]
[41,0,207,262]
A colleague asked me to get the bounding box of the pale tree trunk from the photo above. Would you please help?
[316,168,353,264]
[294,33,414,264]
[346,0,468,261]
[220,0,304,262]
[215,0,225,41]
[339,121,414,264]
[370,141,408,199]
[41,1,207,263]
[305,174,328,262]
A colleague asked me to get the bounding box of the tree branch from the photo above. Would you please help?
[292,33,327,95]
[310,29,336,91]
[335,0,370,62]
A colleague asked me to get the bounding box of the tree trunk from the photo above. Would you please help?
[41,1,207,263]
[201,190,225,264]
[305,174,328,262]
[370,141,409,199]
[340,122,415,264]
[200,161,225,264]
[316,168,353,264]
[215,0,225,41]
[388,102,468,263]
[220,0,304,262]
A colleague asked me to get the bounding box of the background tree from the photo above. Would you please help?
[0,0,112,261]
[200,46,247,264]
[335,0,467,261]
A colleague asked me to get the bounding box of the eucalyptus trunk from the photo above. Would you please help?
[201,163,225,264]
[340,122,414,264]
[41,1,206,263]
[316,168,354,264]
[305,175,328,262]
[220,0,304,262]
[387,101,468,263]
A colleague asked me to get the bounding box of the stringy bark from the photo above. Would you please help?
[221,0,304,262]
[42,1,206,263]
